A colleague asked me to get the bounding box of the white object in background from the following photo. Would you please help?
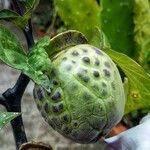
[105,113,150,150]
[0,0,10,9]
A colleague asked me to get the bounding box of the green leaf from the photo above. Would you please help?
[90,28,111,50]
[0,111,20,130]
[100,0,135,56]
[140,39,150,73]
[0,24,27,69]
[0,9,28,28]
[0,0,39,28]
[54,0,100,42]
[27,36,52,91]
[104,48,150,114]
[133,0,150,72]
[21,0,39,10]
[21,0,40,22]
[134,0,150,47]
[0,24,51,91]
[0,9,20,19]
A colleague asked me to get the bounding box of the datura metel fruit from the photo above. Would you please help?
[33,31,125,144]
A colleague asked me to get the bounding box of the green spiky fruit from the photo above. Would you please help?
[33,32,125,144]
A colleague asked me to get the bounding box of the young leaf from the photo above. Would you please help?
[104,48,150,114]
[100,0,135,57]
[0,111,20,130]
[54,0,100,42]
[0,24,51,91]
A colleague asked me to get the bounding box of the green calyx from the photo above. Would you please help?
[27,30,88,91]
[45,30,88,58]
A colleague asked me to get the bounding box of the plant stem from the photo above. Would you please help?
[3,74,30,149]
[0,94,8,108]
[23,20,34,48]
[0,0,35,150]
